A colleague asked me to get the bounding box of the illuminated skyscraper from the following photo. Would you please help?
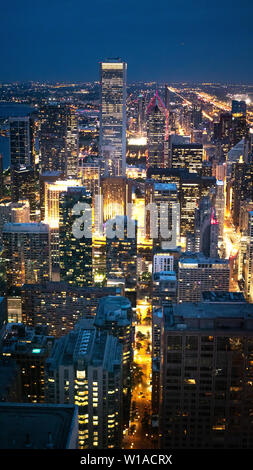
[3,222,50,288]
[59,187,92,287]
[244,211,253,301]
[232,100,247,116]
[106,215,137,297]
[171,143,203,174]
[0,200,30,246]
[0,322,53,403]
[147,92,168,168]
[45,322,123,449]
[138,93,145,134]
[101,176,133,223]
[9,116,35,171]
[191,104,202,128]
[186,196,219,258]
[9,117,36,219]
[231,160,253,228]
[39,171,64,221]
[178,254,230,302]
[65,107,79,178]
[99,59,127,177]
[231,100,248,146]
[39,104,79,177]
[95,296,132,423]
[11,167,36,220]
[44,179,80,273]
[164,84,170,112]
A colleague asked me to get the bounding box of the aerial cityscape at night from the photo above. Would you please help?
[1,0,253,459]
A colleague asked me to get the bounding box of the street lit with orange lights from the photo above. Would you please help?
[123,312,153,449]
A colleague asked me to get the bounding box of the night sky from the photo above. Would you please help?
[1,0,253,83]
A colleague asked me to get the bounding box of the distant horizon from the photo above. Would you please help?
[1,79,253,86]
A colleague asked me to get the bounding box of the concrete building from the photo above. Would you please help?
[0,403,78,449]
[45,322,123,449]
[159,301,253,448]
[178,253,230,302]
[3,222,50,288]
[21,282,122,337]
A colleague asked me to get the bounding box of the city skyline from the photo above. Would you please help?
[1,1,253,457]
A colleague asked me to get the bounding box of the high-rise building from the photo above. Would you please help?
[80,160,101,235]
[232,100,247,116]
[3,222,50,288]
[186,196,219,258]
[178,253,230,302]
[65,106,79,178]
[215,180,225,240]
[9,116,35,171]
[106,215,137,293]
[0,403,78,449]
[7,296,22,323]
[191,104,202,128]
[21,282,121,337]
[231,101,248,147]
[45,321,123,449]
[159,301,253,448]
[146,182,180,250]
[137,93,146,134]
[99,59,127,177]
[152,271,177,308]
[43,179,80,273]
[9,116,36,219]
[231,160,253,228]
[80,159,100,196]
[39,171,64,220]
[147,92,168,168]
[153,252,174,273]
[0,323,54,403]
[164,85,170,112]
[11,167,36,220]
[244,211,253,301]
[39,104,79,177]
[147,167,216,237]
[0,200,30,246]
[101,176,133,223]
[171,143,203,174]
[94,296,132,422]
[59,187,92,287]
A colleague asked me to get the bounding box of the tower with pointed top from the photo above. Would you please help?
[147,91,168,168]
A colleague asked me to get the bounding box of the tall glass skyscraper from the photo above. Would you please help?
[147,91,168,168]
[99,59,127,177]
[39,103,79,177]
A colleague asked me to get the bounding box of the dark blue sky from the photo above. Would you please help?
[1,0,253,83]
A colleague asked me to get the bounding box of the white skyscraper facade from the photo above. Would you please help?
[99,59,127,177]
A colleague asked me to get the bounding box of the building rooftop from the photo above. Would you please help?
[202,291,246,303]
[164,302,253,331]
[1,323,53,357]
[3,222,49,234]
[179,253,229,266]
[0,403,78,449]
[154,183,177,192]
[95,296,131,328]
[153,271,177,282]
